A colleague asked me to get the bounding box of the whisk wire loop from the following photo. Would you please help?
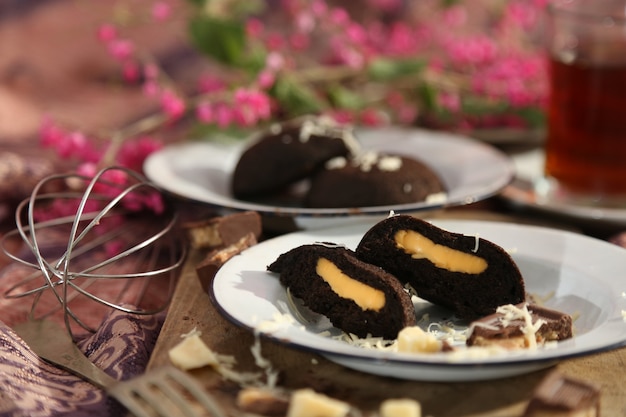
[1,166,186,339]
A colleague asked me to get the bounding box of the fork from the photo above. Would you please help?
[13,319,227,417]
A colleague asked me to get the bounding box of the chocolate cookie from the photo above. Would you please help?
[231,116,359,199]
[305,151,446,208]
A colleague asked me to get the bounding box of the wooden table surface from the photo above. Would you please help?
[147,210,626,417]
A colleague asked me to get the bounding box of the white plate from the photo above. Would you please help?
[144,128,513,229]
[501,149,626,225]
[210,219,626,382]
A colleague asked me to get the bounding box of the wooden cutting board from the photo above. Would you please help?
[148,241,626,417]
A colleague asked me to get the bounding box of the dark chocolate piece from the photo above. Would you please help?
[523,371,600,416]
[466,303,573,349]
[196,232,258,288]
[236,387,289,416]
[184,211,262,249]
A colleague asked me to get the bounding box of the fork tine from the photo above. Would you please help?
[164,367,228,417]
[110,367,227,417]
[112,371,195,417]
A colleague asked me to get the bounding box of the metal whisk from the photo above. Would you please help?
[1,166,186,339]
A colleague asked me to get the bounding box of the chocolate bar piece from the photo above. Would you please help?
[236,387,289,416]
[196,232,258,288]
[466,303,572,349]
[184,211,262,249]
[523,371,600,416]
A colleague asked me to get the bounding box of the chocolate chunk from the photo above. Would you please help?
[236,387,289,416]
[523,371,600,416]
[184,211,262,249]
[466,303,573,349]
[196,232,258,288]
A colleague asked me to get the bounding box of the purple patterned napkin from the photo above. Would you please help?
[0,309,164,417]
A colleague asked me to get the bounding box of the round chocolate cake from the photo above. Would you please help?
[304,151,446,208]
[231,116,359,199]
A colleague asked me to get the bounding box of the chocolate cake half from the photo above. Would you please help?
[355,215,526,319]
[267,243,416,339]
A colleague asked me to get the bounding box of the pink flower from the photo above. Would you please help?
[196,102,214,123]
[442,6,467,27]
[445,36,497,67]
[87,168,130,201]
[296,11,315,33]
[232,88,272,126]
[77,162,98,179]
[215,104,234,128]
[142,191,165,214]
[197,74,226,94]
[264,34,285,51]
[289,33,310,50]
[328,109,355,124]
[384,22,418,56]
[160,90,186,121]
[116,136,163,172]
[345,23,368,46]
[329,32,366,68]
[152,2,172,22]
[107,39,134,61]
[122,61,140,82]
[395,104,418,125]
[329,7,350,26]
[246,18,264,38]
[257,70,276,89]
[97,24,117,42]
[143,80,160,97]
[266,52,285,71]
[438,92,461,112]
[359,108,386,126]
[311,0,328,17]
[60,132,88,158]
[104,239,125,258]
[503,2,539,30]
[39,116,65,148]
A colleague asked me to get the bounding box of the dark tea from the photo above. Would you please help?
[545,57,626,200]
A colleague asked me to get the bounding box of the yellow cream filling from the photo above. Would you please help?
[395,230,488,274]
[316,258,385,311]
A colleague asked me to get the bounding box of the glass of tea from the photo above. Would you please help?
[544,0,626,207]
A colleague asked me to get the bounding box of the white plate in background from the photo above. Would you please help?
[144,128,514,229]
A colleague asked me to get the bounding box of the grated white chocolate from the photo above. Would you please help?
[377,155,403,171]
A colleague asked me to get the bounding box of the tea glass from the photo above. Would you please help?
[543,0,626,208]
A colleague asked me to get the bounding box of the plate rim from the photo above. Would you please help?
[209,219,626,377]
[144,127,515,218]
